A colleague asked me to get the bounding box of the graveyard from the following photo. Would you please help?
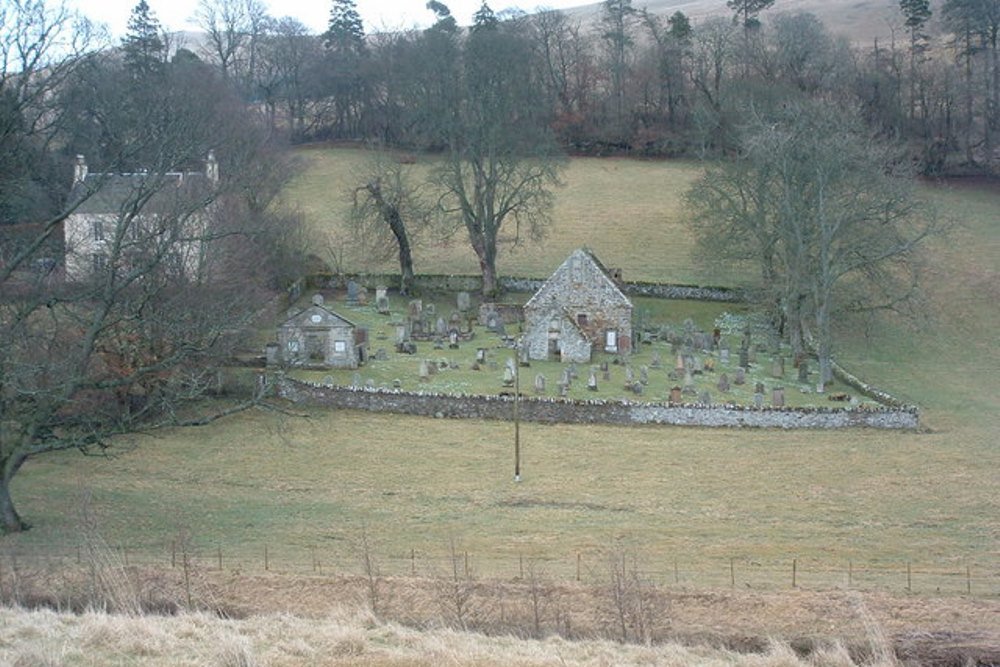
[278,287,873,411]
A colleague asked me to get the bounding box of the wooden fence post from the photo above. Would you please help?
[265,544,269,572]
[967,565,972,595]
[217,546,223,571]
[906,561,912,592]
[730,558,735,588]
[411,548,415,576]
[519,553,524,579]
[848,559,853,588]
[673,558,679,585]
[576,553,581,582]
[792,559,797,588]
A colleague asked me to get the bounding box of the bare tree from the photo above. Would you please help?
[349,146,429,295]
[194,0,269,87]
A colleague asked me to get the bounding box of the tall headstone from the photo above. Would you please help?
[772,386,785,407]
[534,373,546,394]
[798,359,809,384]
[734,367,746,385]
[502,365,515,387]
[682,369,697,395]
[650,351,662,369]
[436,317,447,337]
[588,370,598,391]
[408,299,423,322]
[771,356,785,379]
[753,391,764,407]
[457,291,471,312]
[639,366,649,385]
[375,286,389,314]
[717,373,730,392]
[346,280,360,305]
[739,347,750,369]
[418,359,430,382]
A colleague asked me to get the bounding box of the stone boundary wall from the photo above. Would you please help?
[276,378,920,430]
[312,273,746,303]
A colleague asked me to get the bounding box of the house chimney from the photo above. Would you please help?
[205,150,219,184]
[73,155,88,184]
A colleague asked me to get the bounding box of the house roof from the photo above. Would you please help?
[524,248,632,312]
[68,171,214,216]
[280,304,357,330]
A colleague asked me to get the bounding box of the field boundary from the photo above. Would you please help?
[275,376,920,430]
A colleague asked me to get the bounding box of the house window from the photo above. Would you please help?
[549,318,561,331]
[334,340,347,355]
[287,339,299,357]
[92,253,107,273]
[577,313,589,327]
[605,330,618,352]
[92,220,104,241]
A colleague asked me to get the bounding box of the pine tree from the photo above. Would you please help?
[471,2,499,33]
[122,0,165,78]
[726,0,775,30]
[899,0,933,119]
[324,0,366,57]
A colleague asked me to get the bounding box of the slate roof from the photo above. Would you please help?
[524,247,631,312]
[280,304,357,330]
[67,171,214,216]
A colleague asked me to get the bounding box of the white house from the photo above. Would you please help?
[63,152,219,281]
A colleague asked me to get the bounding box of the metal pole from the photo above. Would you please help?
[514,345,521,482]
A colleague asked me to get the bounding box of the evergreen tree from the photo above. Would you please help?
[668,11,692,42]
[122,0,166,78]
[324,0,366,57]
[472,2,499,32]
[426,0,457,34]
[726,0,775,29]
[899,0,933,119]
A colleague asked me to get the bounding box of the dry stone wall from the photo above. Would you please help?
[276,378,920,430]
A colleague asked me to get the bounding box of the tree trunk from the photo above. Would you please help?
[479,253,498,300]
[0,453,28,534]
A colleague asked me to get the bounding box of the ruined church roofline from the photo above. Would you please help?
[523,247,633,311]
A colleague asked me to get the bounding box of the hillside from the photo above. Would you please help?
[563,0,932,44]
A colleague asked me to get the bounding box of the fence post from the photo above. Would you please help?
[519,553,524,579]
[464,551,469,578]
[217,546,223,571]
[121,545,128,567]
[182,551,192,609]
[576,553,581,582]
[265,544,269,572]
[411,548,415,576]
[673,558,679,585]
[730,558,735,588]
[967,565,971,595]
[792,559,797,588]
[848,559,853,588]
[906,561,912,592]
[171,540,176,568]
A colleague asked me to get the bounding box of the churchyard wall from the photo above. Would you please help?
[276,377,920,430]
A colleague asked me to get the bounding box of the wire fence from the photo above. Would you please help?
[3,539,996,598]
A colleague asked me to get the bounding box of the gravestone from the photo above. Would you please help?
[433,338,444,350]
[699,390,712,405]
[393,378,401,389]
[486,312,505,335]
[449,330,460,348]
[675,355,685,373]
[457,291,471,312]
[476,348,488,363]
[311,293,324,307]
[418,359,430,382]
[558,381,568,397]
[753,391,764,407]
[632,382,644,396]
[717,373,730,392]
[534,373,546,394]
[502,365,515,387]
[771,356,785,379]
[357,287,368,306]
[739,347,749,369]
[691,355,703,374]
[755,381,766,395]
[561,367,572,388]
[395,324,408,344]
[436,317,447,337]
[669,386,683,404]
[425,303,436,317]
[798,359,809,384]
[408,299,423,322]
[346,280,360,305]
[703,356,716,373]
[712,328,722,349]
[772,386,785,407]
[365,378,375,389]
[374,348,387,361]
[650,351,662,369]
[351,372,362,388]
[588,370,598,391]
[265,343,278,367]
[682,369,697,395]
[568,363,578,380]
[733,367,746,385]
[720,348,730,365]
[602,367,611,382]
[639,366,649,385]
[375,286,390,314]
[625,366,635,385]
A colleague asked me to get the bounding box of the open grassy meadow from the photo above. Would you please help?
[7,149,1000,604]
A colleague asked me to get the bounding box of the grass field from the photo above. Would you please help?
[7,149,1000,600]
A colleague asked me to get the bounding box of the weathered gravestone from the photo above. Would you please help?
[449,330,460,348]
[588,370,598,391]
[755,381,766,395]
[669,386,683,404]
[739,347,750,369]
[753,391,764,407]
[734,367,746,385]
[374,348,387,361]
[798,359,809,384]
[457,291,471,312]
[418,359,430,382]
[311,293,324,307]
[771,356,785,379]
[375,286,390,314]
[682,369,697,395]
[502,365,515,387]
[408,299,422,322]
[351,372,362,388]
[534,373,546,394]
[650,351,662,369]
[720,347,730,365]
[772,386,785,407]
[717,373,730,392]
[639,366,649,385]
[346,280,360,305]
[436,317,447,337]
[699,390,712,405]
